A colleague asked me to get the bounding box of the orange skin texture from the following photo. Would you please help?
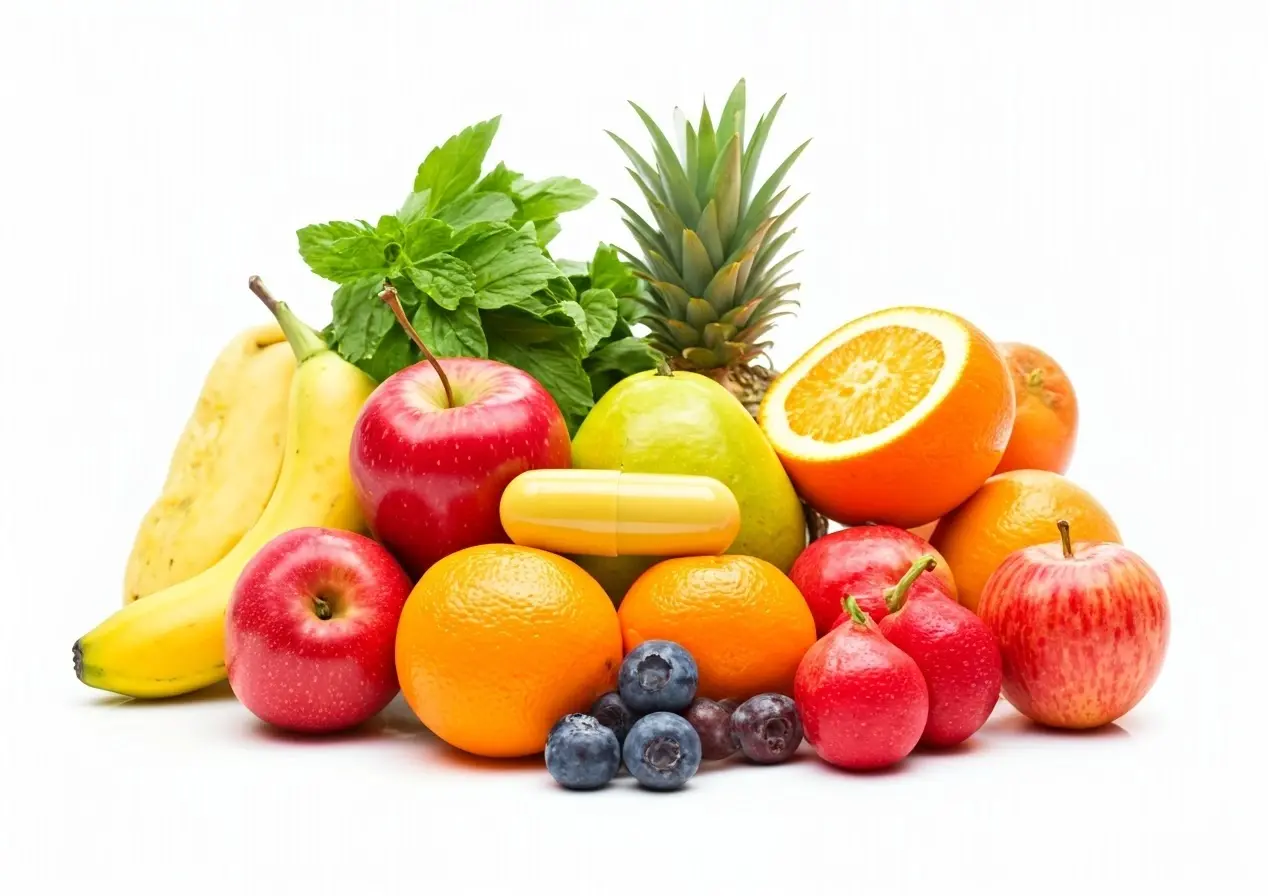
[764,311,1016,529]
[994,342,1079,475]
[788,525,957,632]
[618,555,817,701]
[395,544,621,759]
[930,470,1122,612]
[977,539,1169,729]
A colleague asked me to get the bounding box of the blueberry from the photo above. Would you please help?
[589,691,636,747]
[731,694,803,764]
[617,640,698,714]
[623,712,702,791]
[683,697,738,761]
[545,714,621,791]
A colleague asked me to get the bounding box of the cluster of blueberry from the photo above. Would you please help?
[545,640,804,792]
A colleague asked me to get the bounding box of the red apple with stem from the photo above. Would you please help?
[226,527,413,733]
[348,285,571,578]
[790,524,959,632]
[977,520,1170,729]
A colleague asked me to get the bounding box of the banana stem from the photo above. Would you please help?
[379,284,455,409]
[248,276,328,363]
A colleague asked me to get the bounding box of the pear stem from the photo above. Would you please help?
[840,596,871,628]
[655,357,674,377]
[379,283,454,409]
[883,555,938,615]
[1058,520,1074,558]
[247,276,328,363]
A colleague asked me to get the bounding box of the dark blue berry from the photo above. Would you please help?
[731,694,803,764]
[683,697,738,761]
[545,714,620,791]
[623,712,701,791]
[589,691,636,747]
[617,640,698,714]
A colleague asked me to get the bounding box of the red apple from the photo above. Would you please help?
[349,355,571,578]
[226,527,413,733]
[789,524,959,632]
[977,520,1170,729]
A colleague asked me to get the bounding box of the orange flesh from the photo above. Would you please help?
[783,326,946,442]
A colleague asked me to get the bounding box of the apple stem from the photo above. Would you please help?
[840,596,871,628]
[247,276,329,363]
[883,555,938,615]
[379,283,454,409]
[655,357,674,377]
[1058,519,1074,558]
[313,596,333,620]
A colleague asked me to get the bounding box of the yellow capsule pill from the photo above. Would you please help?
[499,469,740,557]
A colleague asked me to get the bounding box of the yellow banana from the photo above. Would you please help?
[74,282,377,698]
[123,323,295,604]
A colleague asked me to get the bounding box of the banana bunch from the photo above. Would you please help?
[75,281,377,698]
[122,323,295,604]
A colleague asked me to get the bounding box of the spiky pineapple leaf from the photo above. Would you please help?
[681,230,714,294]
[694,201,724,267]
[703,261,741,315]
[696,105,718,201]
[684,120,699,189]
[720,297,761,329]
[606,132,669,208]
[684,298,718,330]
[747,228,796,289]
[742,93,787,205]
[682,346,723,368]
[716,79,748,149]
[702,322,736,349]
[708,134,742,247]
[624,172,685,262]
[666,319,702,349]
[628,102,701,225]
[644,247,683,285]
[739,140,811,242]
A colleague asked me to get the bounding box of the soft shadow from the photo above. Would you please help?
[423,740,546,773]
[82,679,237,708]
[985,712,1131,739]
[247,716,393,745]
[911,738,983,758]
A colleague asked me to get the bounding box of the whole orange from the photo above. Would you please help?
[995,342,1079,475]
[759,306,1015,529]
[617,555,817,701]
[395,544,621,759]
[930,470,1122,611]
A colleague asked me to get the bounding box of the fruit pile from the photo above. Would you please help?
[73,80,1171,788]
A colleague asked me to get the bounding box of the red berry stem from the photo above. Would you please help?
[1057,519,1074,558]
[379,283,454,409]
[840,595,872,628]
[883,555,938,615]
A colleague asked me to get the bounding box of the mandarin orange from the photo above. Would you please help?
[395,544,621,759]
[617,555,816,701]
[930,470,1122,611]
[995,342,1079,475]
[759,306,1015,529]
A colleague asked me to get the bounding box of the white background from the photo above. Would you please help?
[1,1,1275,892]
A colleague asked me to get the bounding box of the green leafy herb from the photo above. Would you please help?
[296,117,658,432]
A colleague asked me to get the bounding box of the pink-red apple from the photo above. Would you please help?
[789,524,959,631]
[977,520,1170,729]
[349,355,570,578]
[226,527,412,733]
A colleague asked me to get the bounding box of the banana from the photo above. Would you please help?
[74,283,377,698]
[122,323,295,604]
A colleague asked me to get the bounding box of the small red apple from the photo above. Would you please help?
[789,524,959,631]
[226,527,413,733]
[977,520,1170,729]
[348,287,571,578]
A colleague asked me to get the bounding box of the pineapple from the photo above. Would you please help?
[610,80,827,539]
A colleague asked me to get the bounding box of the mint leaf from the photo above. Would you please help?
[397,189,433,225]
[583,335,662,398]
[403,218,456,262]
[455,226,563,310]
[577,288,618,353]
[588,244,640,296]
[436,192,518,230]
[329,275,394,362]
[534,219,562,247]
[413,117,500,213]
[516,177,597,222]
[364,325,417,382]
[483,305,587,357]
[489,335,595,428]
[298,221,387,283]
[474,162,521,195]
[411,298,488,358]
[406,254,475,310]
[555,258,589,279]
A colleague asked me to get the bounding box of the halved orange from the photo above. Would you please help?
[759,306,1015,529]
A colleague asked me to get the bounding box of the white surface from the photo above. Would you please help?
[1,1,1275,891]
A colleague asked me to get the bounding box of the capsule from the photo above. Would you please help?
[499,469,740,557]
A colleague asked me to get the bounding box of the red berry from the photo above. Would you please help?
[877,556,1003,747]
[794,600,928,770]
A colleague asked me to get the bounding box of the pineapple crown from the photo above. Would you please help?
[607,79,809,371]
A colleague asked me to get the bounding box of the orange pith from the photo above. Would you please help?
[784,326,946,442]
